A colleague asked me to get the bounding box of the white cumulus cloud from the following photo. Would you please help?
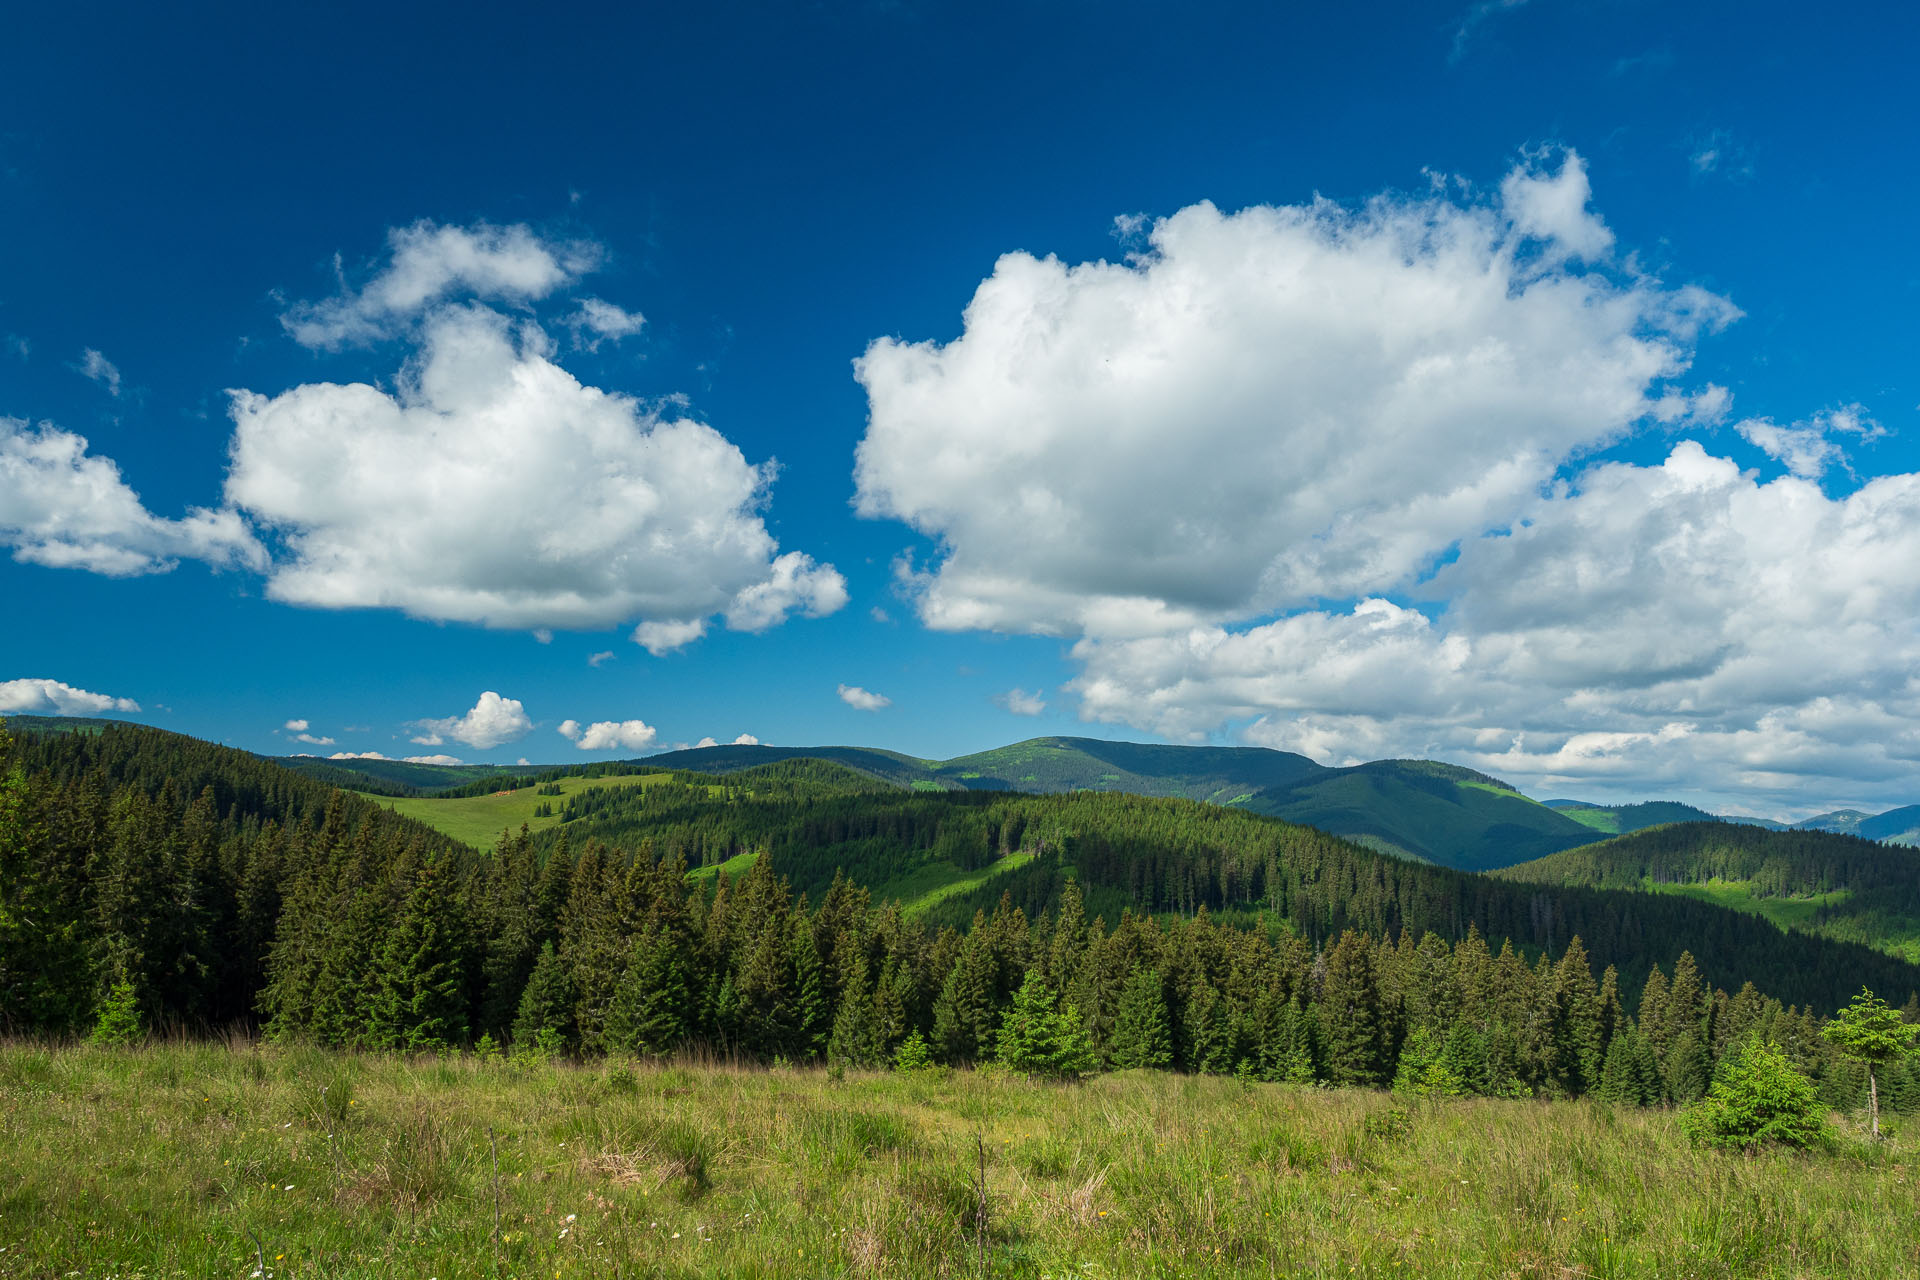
[1070,442,1920,809]
[1,418,264,577]
[283,718,309,732]
[227,301,845,637]
[838,684,891,711]
[0,677,140,716]
[855,150,1731,639]
[558,717,658,751]
[292,732,335,746]
[411,691,533,749]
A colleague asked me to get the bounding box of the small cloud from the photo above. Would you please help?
[328,751,390,760]
[695,736,719,748]
[838,683,891,711]
[516,757,530,765]
[75,348,123,397]
[404,753,463,765]
[558,717,658,751]
[283,718,309,732]
[996,688,1047,716]
[870,606,892,624]
[533,628,554,645]
[587,650,616,667]
[732,733,760,746]
[567,297,645,351]
[633,618,707,656]
[4,335,27,361]
[293,732,335,746]
[410,691,533,749]
[0,677,140,716]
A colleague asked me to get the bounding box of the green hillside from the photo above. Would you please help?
[1247,759,1596,870]
[1496,822,1920,963]
[1544,799,1724,835]
[645,736,1595,870]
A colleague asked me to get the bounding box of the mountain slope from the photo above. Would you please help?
[1543,799,1724,835]
[643,736,1597,870]
[1495,822,1920,963]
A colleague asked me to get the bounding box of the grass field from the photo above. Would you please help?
[2,1043,1915,1279]
[1649,878,1849,932]
[357,774,695,850]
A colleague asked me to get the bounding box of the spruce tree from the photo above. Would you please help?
[512,940,576,1054]
[995,972,1094,1080]
[604,930,691,1057]
[1318,931,1385,1086]
[372,854,468,1051]
[1109,968,1173,1069]
[1821,986,1920,1139]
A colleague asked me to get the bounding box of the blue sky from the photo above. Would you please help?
[2,0,1916,816]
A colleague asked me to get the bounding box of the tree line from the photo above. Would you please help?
[2,722,1917,1113]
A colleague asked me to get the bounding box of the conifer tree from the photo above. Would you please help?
[1318,931,1385,1086]
[604,929,691,1057]
[1821,986,1920,1139]
[371,854,468,1051]
[995,972,1094,1080]
[90,971,144,1047]
[513,940,576,1052]
[1664,1029,1712,1104]
[1109,968,1173,1069]
[932,918,998,1063]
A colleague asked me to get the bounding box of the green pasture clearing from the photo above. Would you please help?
[356,773,680,850]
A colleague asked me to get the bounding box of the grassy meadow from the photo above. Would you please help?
[356,774,690,850]
[2,1043,1917,1279]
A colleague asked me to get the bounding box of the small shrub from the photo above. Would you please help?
[1681,1040,1829,1151]
[893,1029,935,1072]
[89,979,143,1047]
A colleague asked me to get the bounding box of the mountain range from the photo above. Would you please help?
[9,715,1915,871]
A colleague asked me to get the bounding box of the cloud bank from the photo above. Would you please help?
[857,152,1920,807]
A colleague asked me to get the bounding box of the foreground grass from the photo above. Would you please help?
[2,1043,1916,1279]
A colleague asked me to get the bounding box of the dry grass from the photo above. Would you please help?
[0,1041,1916,1278]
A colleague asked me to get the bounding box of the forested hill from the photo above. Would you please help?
[509,762,1920,1012]
[1495,823,1920,963]
[644,736,1604,870]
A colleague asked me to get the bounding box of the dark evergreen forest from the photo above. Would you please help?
[4,721,1917,1111]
